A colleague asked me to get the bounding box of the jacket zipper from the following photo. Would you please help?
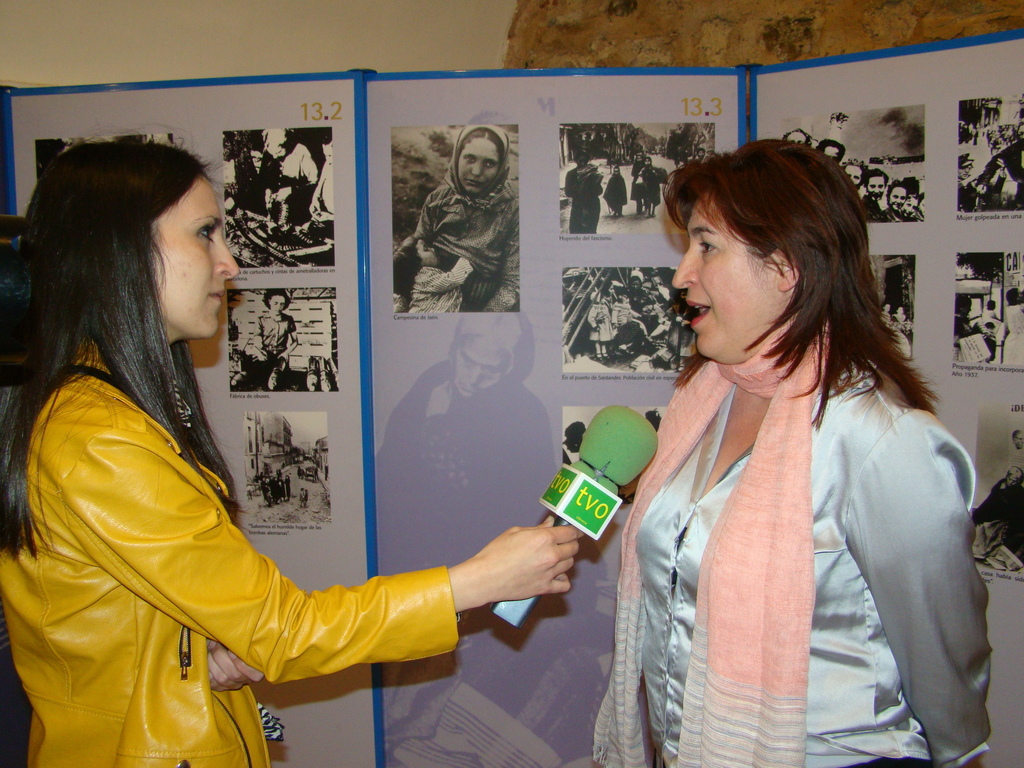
[178,625,254,768]
[214,696,254,768]
[179,626,192,680]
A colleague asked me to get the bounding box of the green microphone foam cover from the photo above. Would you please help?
[577,405,659,487]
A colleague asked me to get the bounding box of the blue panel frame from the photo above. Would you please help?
[366,65,748,149]
[749,27,1024,138]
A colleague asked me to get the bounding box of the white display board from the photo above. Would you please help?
[757,31,1024,768]
[365,69,743,768]
[7,75,374,768]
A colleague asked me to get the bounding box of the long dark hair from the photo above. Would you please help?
[665,139,935,419]
[0,139,239,555]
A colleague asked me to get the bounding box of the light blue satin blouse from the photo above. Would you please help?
[638,385,990,768]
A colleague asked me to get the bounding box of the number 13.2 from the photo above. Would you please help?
[301,102,343,121]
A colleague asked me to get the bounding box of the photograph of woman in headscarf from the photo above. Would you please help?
[392,124,520,313]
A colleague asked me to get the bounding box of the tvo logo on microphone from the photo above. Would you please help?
[540,465,622,539]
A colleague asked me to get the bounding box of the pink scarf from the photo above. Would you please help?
[594,347,819,768]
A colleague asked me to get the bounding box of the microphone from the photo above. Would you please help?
[491,406,659,627]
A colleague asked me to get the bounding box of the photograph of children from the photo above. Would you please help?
[559,122,714,235]
[562,267,692,373]
[970,403,1024,572]
[872,254,916,358]
[391,124,520,313]
[228,288,339,392]
[242,411,330,526]
[953,252,1024,366]
[222,127,334,268]
[958,95,1024,212]
[779,105,925,223]
[34,134,173,178]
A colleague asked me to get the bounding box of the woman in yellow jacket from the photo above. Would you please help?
[0,140,582,767]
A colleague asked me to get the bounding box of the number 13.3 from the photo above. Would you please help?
[682,97,722,117]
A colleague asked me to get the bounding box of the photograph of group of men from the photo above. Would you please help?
[562,266,691,373]
[35,134,174,179]
[958,94,1024,212]
[223,126,335,268]
[559,122,715,235]
[780,104,925,223]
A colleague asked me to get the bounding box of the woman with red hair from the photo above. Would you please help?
[595,140,989,768]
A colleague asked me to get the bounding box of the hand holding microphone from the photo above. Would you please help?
[447,517,583,616]
[492,406,659,626]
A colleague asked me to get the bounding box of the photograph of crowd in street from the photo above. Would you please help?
[223,127,335,268]
[779,105,925,223]
[562,267,691,373]
[958,94,1024,212]
[953,251,1024,366]
[242,411,330,527]
[558,122,714,235]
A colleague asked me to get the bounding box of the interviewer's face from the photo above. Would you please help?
[156,179,240,344]
[672,205,795,365]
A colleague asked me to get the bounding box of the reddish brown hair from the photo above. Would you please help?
[665,139,935,418]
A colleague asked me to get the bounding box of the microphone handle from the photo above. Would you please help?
[490,517,571,628]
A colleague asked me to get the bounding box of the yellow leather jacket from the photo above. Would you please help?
[0,372,458,767]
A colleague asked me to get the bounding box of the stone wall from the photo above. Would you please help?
[504,0,1024,69]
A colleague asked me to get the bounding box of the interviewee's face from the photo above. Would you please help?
[156,179,240,344]
[672,206,795,366]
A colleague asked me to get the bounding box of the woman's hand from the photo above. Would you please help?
[207,639,264,691]
[447,517,584,613]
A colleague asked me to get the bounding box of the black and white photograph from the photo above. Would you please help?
[971,402,1024,572]
[242,411,331,527]
[228,287,338,392]
[958,94,1024,212]
[953,252,1024,366]
[222,127,334,268]
[391,124,520,313]
[779,105,925,223]
[34,134,173,178]
[562,266,690,373]
[872,253,916,358]
[559,122,714,235]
